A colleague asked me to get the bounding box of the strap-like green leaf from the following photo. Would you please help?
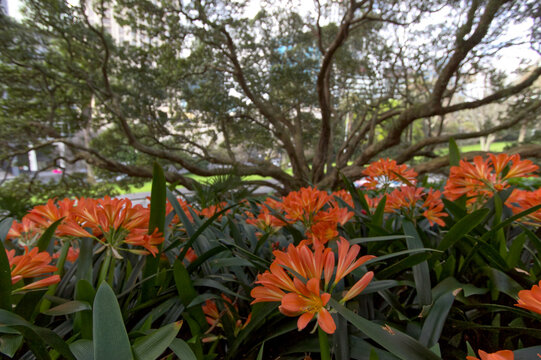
[37,218,63,252]
[437,208,489,252]
[93,282,132,360]
[330,299,441,360]
[0,309,75,359]
[169,338,197,360]
[69,339,93,360]
[132,321,182,360]
[43,300,91,316]
[448,138,461,167]
[403,221,432,305]
[0,219,13,310]
[142,162,167,302]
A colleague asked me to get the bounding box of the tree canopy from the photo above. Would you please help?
[1,0,540,193]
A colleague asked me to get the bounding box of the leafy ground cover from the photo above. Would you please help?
[1,147,541,360]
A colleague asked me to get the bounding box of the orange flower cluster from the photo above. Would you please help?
[361,158,418,189]
[505,188,541,226]
[251,238,374,334]
[248,187,354,247]
[200,202,230,220]
[466,350,514,360]
[6,247,60,291]
[385,186,448,226]
[8,196,163,257]
[444,154,538,206]
[245,202,287,236]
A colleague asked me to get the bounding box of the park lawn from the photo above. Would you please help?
[118,173,275,194]
[436,141,513,155]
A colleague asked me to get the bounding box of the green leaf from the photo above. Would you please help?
[142,162,167,302]
[229,303,276,358]
[186,245,228,273]
[330,299,441,360]
[376,253,432,279]
[419,291,456,348]
[372,196,387,228]
[437,208,490,252]
[486,267,523,299]
[448,138,460,167]
[363,248,441,267]
[481,204,541,242]
[0,333,22,358]
[402,221,432,305]
[0,309,75,359]
[350,336,400,360]
[69,339,94,360]
[169,338,197,360]
[43,300,91,316]
[37,218,63,252]
[74,280,95,340]
[93,282,132,360]
[173,260,207,330]
[350,235,411,245]
[0,220,13,310]
[515,345,541,360]
[193,278,250,301]
[132,321,182,360]
[256,342,265,360]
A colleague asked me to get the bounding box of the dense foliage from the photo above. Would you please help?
[1,150,541,359]
[1,0,540,192]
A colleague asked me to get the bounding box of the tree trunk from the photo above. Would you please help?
[518,123,527,143]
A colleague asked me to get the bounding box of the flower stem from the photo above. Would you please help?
[40,241,71,312]
[318,327,331,360]
[98,249,112,286]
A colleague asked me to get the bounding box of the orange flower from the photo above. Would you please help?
[385,186,447,226]
[166,197,197,224]
[341,271,374,303]
[279,187,331,225]
[200,202,229,220]
[251,238,375,334]
[6,215,43,245]
[53,247,80,263]
[7,247,60,291]
[515,280,541,315]
[57,196,163,256]
[280,278,335,334]
[27,198,75,229]
[506,188,541,226]
[422,189,448,227]
[334,237,375,286]
[331,190,354,208]
[124,228,164,256]
[246,206,286,234]
[185,247,198,263]
[444,154,538,206]
[466,349,514,360]
[361,158,418,190]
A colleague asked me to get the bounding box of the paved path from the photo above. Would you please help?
[119,184,278,206]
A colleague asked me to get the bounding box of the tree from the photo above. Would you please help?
[1,0,540,194]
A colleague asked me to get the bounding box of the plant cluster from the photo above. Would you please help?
[1,149,541,360]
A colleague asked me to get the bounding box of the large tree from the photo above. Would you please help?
[1,0,540,193]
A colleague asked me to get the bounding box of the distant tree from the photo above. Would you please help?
[1,0,540,193]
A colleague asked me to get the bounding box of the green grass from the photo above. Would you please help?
[436,141,513,156]
[117,174,275,195]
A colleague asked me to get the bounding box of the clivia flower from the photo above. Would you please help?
[56,196,164,257]
[361,158,418,190]
[466,349,514,360]
[444,154,538,207]
[251,238,375,334]
[6,247,60,292]
[505,188,541,226]
[515,280,541,315]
